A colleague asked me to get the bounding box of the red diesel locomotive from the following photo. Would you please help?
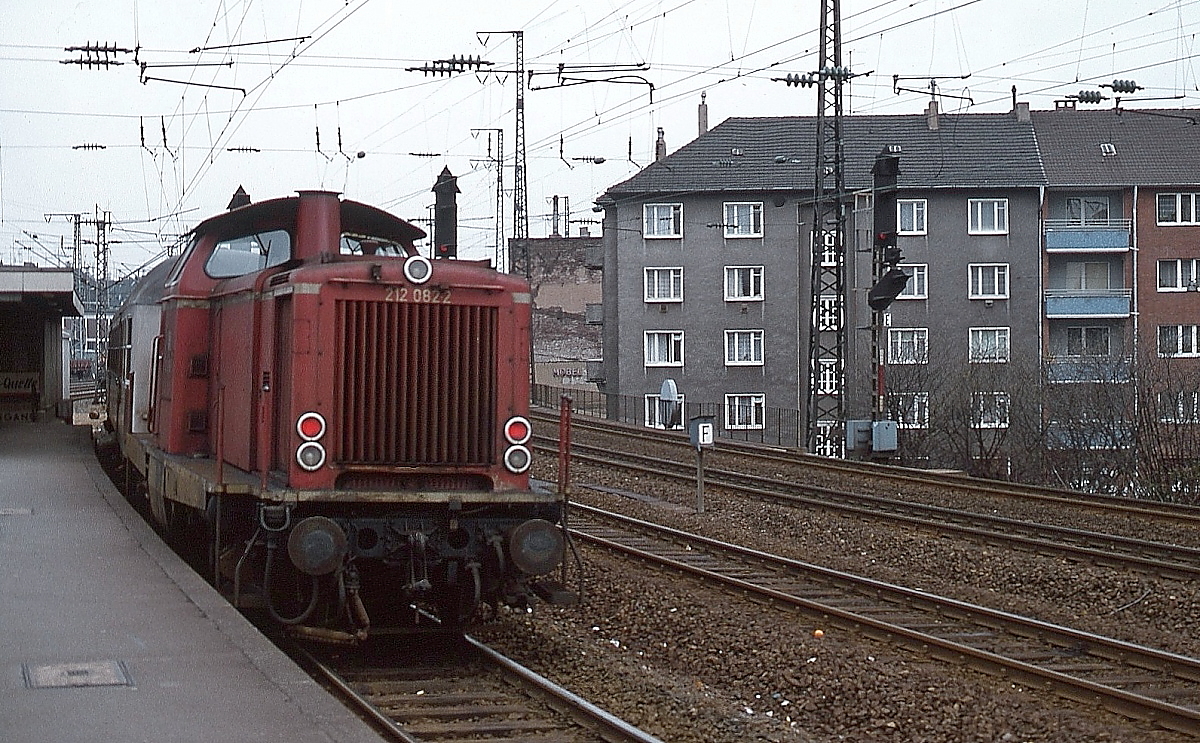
[106,190,572,638]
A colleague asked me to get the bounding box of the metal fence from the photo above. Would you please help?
[532,384,803,449]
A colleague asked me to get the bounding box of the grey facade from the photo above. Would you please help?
[590,101,1200,479]
[595,102,1046,444]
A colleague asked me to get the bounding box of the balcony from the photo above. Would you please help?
[1045,356,1131,383]
[1046,421,1133,450]
[1044,289,1131,318]
[1044,219,1131,252]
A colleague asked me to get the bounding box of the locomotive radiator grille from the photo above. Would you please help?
[335,299,497,466]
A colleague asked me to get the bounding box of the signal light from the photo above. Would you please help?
[874,230,897,250]
[867,267,911,311]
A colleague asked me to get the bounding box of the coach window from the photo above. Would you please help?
[205,229,292,278]
[341,232,407,256]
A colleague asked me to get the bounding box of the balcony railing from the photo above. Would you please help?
[1044,219,1131,252]
[1044,288,1131,318]
[1045,356,1132,383]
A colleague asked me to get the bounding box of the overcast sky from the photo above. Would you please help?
[1,0,1196,274]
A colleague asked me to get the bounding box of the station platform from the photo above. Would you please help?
[0,419,387,743]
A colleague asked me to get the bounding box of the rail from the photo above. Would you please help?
[570,504,1200,736]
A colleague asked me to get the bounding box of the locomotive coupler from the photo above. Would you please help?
[259,503,292,532]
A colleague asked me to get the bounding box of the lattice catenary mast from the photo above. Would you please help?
[804,0,852,457]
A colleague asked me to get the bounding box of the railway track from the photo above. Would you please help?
[537,435,1200,581]
[530,407,1200,529]
[294,630,664,743]
[568,503,1200,736]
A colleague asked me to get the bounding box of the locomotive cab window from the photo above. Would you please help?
[205,229,291,278]
[340,232,408,257]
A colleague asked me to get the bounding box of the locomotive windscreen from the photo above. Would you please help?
[334,299,498,466]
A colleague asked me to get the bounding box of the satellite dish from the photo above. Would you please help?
[660,378,678,402]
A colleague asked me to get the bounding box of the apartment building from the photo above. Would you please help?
[590,102,1200,481]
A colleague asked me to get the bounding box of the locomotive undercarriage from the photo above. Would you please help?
[212,499,568,638]
[114,437,573,640]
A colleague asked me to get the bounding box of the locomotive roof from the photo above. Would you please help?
[190,192,426,244]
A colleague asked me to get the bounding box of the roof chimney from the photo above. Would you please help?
[432,166,459,259]
[925,100,939,131]
[1013,101,1030,122]
[655,127,667,161]
[227,185,250,210]
[698,92,709,136]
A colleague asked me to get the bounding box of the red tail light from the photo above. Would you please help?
[504,416,531,445]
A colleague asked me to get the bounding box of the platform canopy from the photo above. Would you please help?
[0,266,83,317]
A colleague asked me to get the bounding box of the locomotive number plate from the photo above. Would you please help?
[385,286,452,304]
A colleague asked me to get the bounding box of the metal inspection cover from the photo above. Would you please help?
[22,660,133,689]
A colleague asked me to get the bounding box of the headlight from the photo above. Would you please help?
[403,255,432,284]
[296,441,326,471]
[503,444,531,474]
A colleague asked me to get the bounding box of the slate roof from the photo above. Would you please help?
[1030,107,1200,187]
[603,106,1200,200]
[603,112,1045,200]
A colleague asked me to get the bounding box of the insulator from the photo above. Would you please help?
[1110,79,1140,94]
[1076,90,1104,104]
[783,73,816,87]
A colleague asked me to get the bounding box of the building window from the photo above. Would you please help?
[1158,325,1200,357]
[897,264,927,299]
[891,391,929,429]
[1158,259,1200,291]
[1158,391,1200,423]
[725,393,765,430]
[644,267,683,302]
[725,330,764,366]
[969,327,1010,363]
[968,198,1008,235]
[724,202,763,237]
[1157,193,1200,225]
[1065,261,1110,290]
[973,392,1010,429]
[1064,197,1109,225]
[1066,326,1111,357]
[644,393,685,429]
[969,263,1009,299]
[644,203,683,238]
[644,331,684,366]
[898,199,927,235]
[725,265,764,301]
[888,328,928,364]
